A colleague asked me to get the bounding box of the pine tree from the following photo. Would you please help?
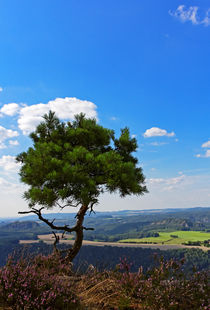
[17,111,147,261]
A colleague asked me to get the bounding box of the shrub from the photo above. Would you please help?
[117,257,210,309]
[0,253,80,310]
[170,235,178,238]
[0,253,209,309]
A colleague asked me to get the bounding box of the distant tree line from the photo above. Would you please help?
[0,241,208,276]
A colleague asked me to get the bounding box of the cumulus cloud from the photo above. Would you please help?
[17,97,97,134]
[0,155,21,172]
[0,126,19,149]
[169,5,210,26]
[0,87,3,92]
[202,140,210,148]
[143,127,175,138]
[0,103,20,116]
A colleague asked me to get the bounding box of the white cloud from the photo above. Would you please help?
[202,140,210,148]
[0,155,21,172]
[0,177,18,190]
[148,174,186,191]
[0,143,6,149]
[18,97,98,134]
[196,140,210,157]
[99,174,210,212]
[196,150,210,158]
[202,9,210,26]
[0,126,19,149]
[169,5,210,26]
[9,140,19,146]
[0,87,3,92]
[169,5,199,24]
[204,150,210,157]
[147,173,210,202]
[18,103,48,135]
[149,142,167,146]
[143,127,175,138]
[0,103,20,116]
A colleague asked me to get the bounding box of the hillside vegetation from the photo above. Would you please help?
[0,221,50,247]
[82,207,210,242]
[0,253,209,310]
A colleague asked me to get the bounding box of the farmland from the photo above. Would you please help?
[119,230,210,245]
[19,231,209,252]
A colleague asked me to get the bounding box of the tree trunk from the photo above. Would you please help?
[66,204,88,262]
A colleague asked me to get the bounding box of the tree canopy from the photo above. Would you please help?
[17,111,147,261]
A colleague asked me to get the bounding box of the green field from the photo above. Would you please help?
[119,231,210,245]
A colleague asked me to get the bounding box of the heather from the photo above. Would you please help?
[0,254,209,309]
[0,254,80,310]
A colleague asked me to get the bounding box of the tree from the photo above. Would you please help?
[17,111,147,261]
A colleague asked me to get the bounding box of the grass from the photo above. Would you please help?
[119,231,210,245]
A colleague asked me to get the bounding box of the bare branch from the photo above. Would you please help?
[18,207,76,233]
[89,200,97,215]
[56,200,80,210]
[82,226,94,231]
[19,210,36,215]
[19,204,94,262]
[52,231,60,253]
[62,231,66,239]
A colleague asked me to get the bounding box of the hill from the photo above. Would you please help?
[0,221,40,231]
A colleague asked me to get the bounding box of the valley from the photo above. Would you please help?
[19,232,209,251]
[0,207,209,271]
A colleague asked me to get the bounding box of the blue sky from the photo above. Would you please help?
[0,0,210,216]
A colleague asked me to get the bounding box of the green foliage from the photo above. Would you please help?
[16,111,147,209]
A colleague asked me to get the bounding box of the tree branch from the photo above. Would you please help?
[18,208,77,233]
[52,231,60,253]
[56,200,80,210]
[18,207,94,233]
[88,200,97,215]
[82,226,94,231]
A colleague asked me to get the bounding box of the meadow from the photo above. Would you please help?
[119,231,210,245]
